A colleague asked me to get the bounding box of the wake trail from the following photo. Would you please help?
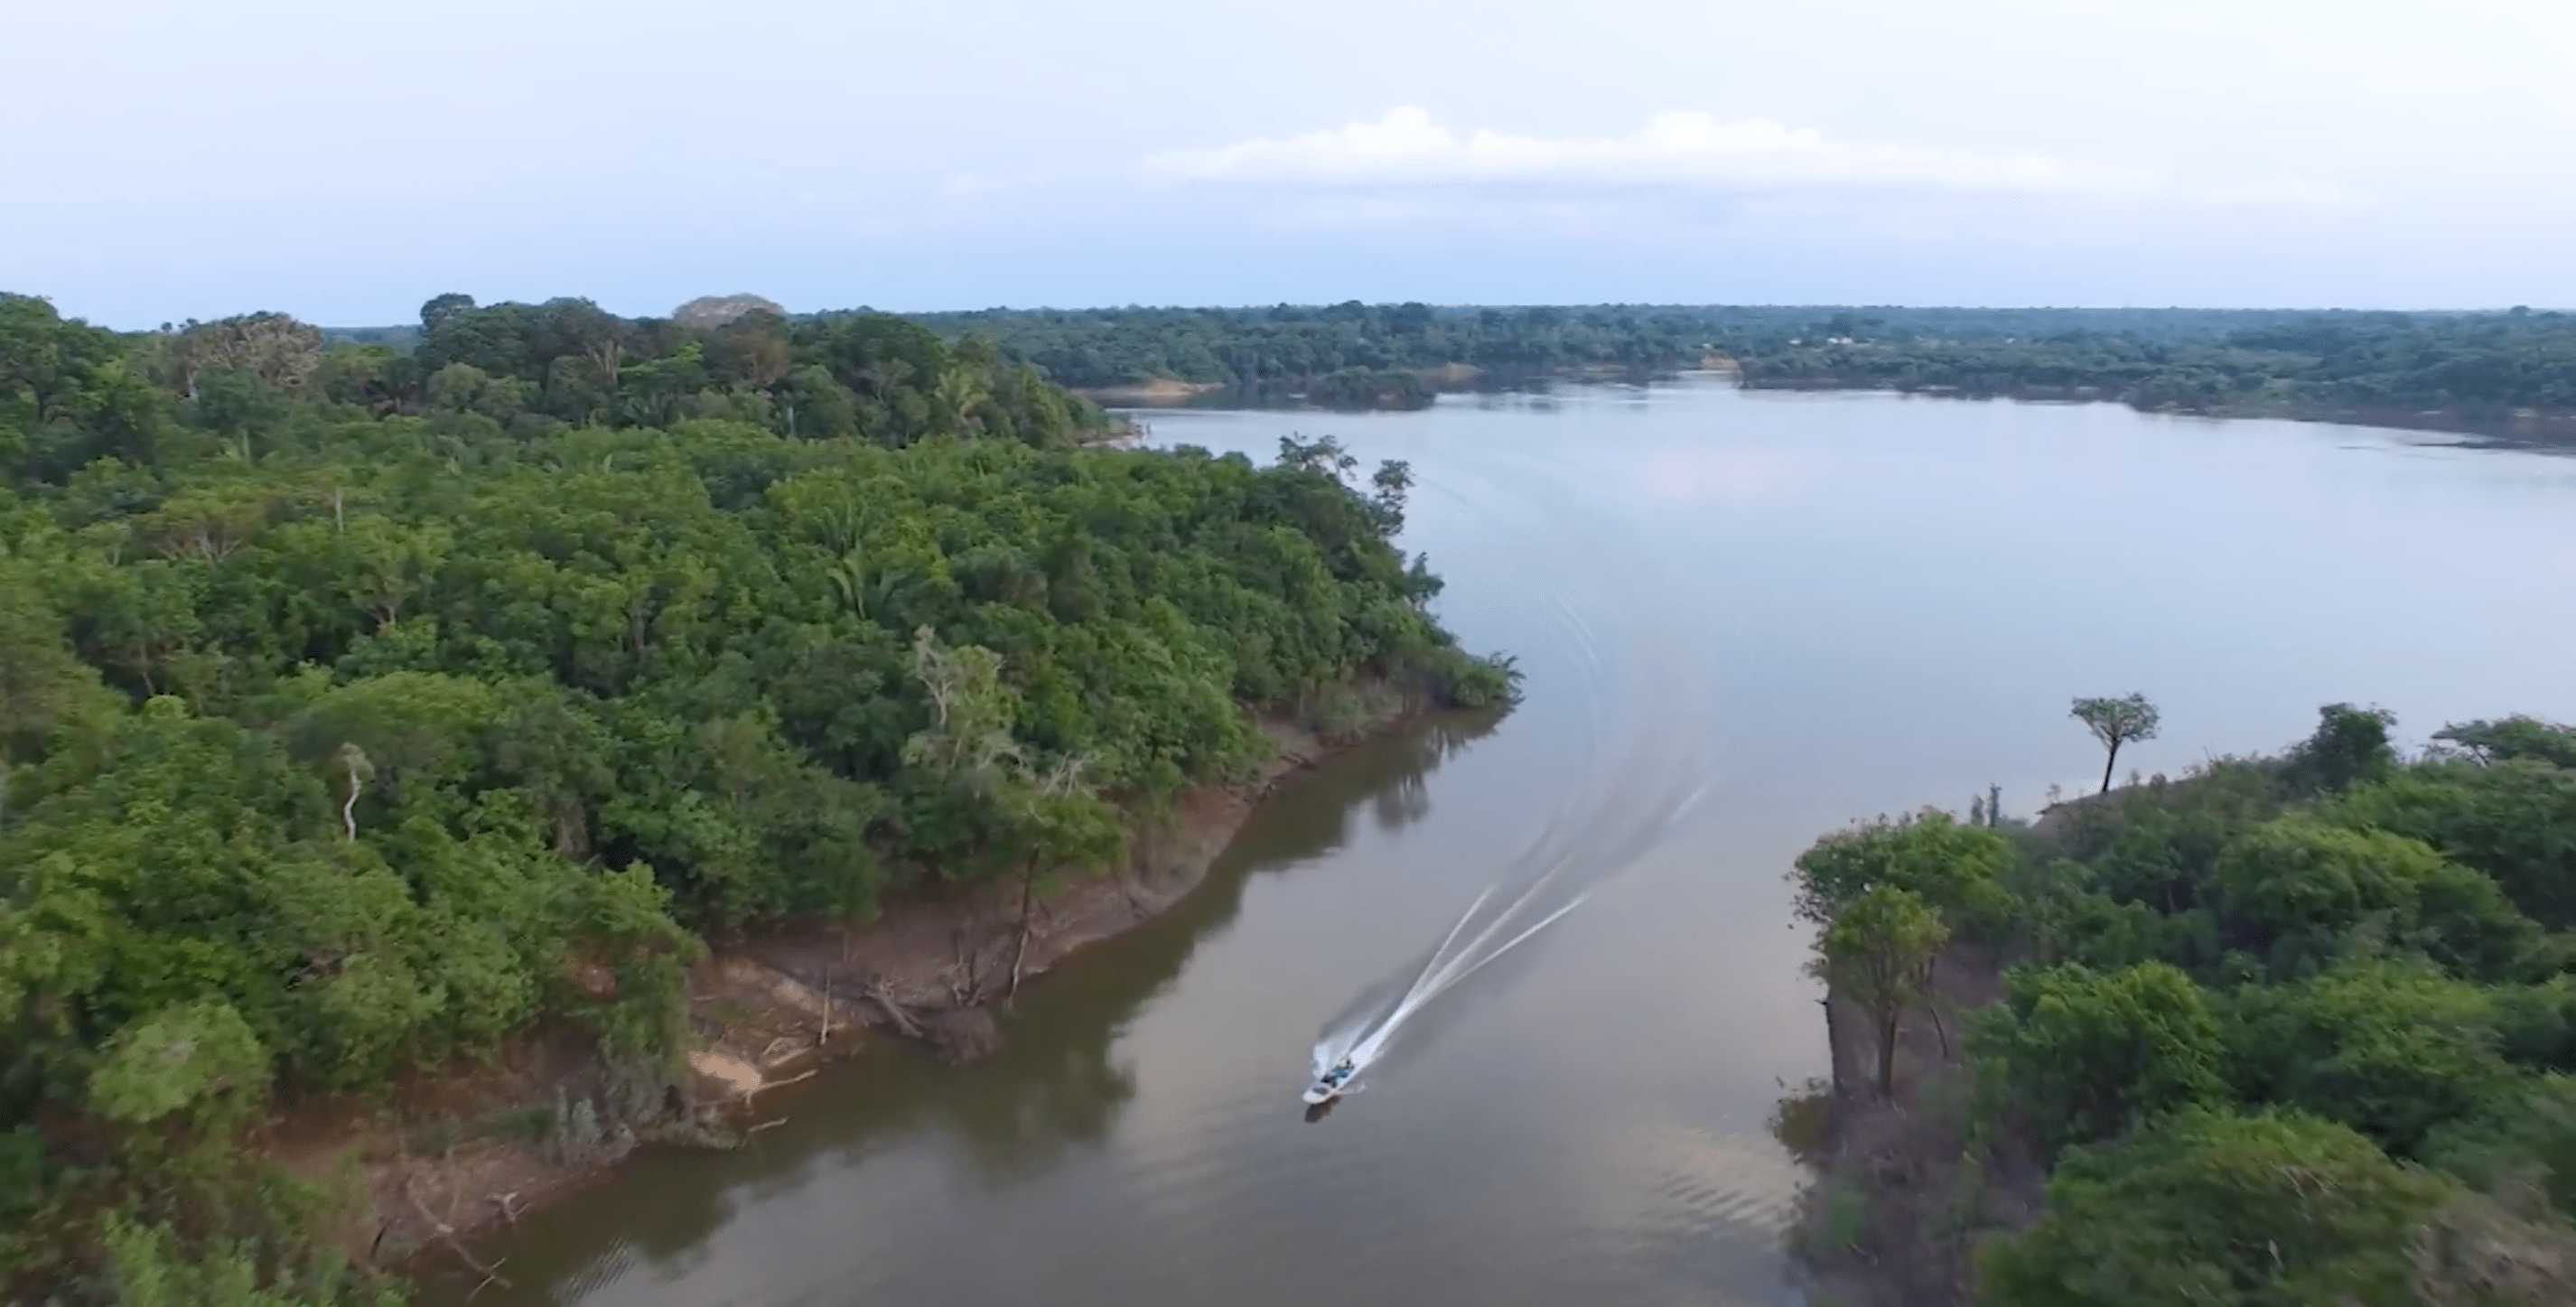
[1310,452,1723,1099]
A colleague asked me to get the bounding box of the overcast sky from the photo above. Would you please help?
[10,0,2571,327]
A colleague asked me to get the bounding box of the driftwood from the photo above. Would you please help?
[949,928,989,1005]
[745,1068,818,1107]
[403,1174,513,1294]
[1009,871,1040,998]
[863,978,925,1040]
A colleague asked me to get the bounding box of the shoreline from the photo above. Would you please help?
[1084,365,2576,446]
[1737,377,2576,447]
[1786,948,2039,1307]
[278,689,1436,1281]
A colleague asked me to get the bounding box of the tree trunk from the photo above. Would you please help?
[1877,1008,1899,1099]
[1008,864,1037,998]
[2099,741,2121,795]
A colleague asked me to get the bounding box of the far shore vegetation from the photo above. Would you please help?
[325,301,2576,430]
[886,303,2576,432]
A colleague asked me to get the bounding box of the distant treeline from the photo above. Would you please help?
[1739,308,2576,418]
[891,302,2576,419]
[320,301,2576,420]
[897,303,2374,384]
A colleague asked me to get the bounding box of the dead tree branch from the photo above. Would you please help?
[403,1176,513,1292]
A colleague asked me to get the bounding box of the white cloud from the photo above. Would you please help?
[1140,107,2162,201]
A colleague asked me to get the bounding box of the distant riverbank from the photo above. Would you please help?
[913,301,2576,436]
[1102,367,2576,443]
[1077,359,1730,413]
[1739,376,2576,449]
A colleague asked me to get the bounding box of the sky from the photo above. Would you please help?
[8,0,2572,328]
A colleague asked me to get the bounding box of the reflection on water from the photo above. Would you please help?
[428,378,2576,1307]
[1768,1079,1835,1167]
[425,711,1503,1305]
[1103,367,1685,415]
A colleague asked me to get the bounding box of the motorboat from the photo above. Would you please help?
[1302,1057,1358,1106]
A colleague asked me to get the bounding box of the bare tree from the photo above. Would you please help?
[339,742,375,840]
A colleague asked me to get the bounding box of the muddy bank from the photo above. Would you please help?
[1782,944,2043,1307]
[1073,378,1229,405]
[289,690,1431,1279]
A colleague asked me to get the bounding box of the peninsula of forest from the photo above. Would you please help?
[0,290,1516,1304]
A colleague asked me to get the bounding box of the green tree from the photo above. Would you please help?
[2431,715,2576,770]
[2071,693,2161,796]
[1981,1107,2450,1307]
[2287,702,2399,795]
[2228,960,2515,1157]
[1970,961,2231,1155]
[1818,885,1949,1099]
[2214,816,2544,982]
[88,998,269,1130]
[2324,760,2576,929]
[2422,1073,2576,1218]
[1790,807,2016,942]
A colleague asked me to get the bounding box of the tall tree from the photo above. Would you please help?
[2071,693,2160,796]
[1818,884,1949,1098]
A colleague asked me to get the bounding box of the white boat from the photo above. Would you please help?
[1302,1058,1358,1106]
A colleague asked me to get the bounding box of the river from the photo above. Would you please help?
[427,376,2576,1307]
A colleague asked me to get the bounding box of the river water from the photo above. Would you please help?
[431,377,2576,1307]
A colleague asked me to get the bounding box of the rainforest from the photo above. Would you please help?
[0,290,1515,1304]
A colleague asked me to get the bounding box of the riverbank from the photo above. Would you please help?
[1786,943,2042,1307]
[1072,378,1229,405]
[1086,365,2576,447]
[1075,359,1742,413]
[274,683,1434,1283]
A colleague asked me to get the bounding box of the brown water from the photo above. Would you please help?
[425,378,2576,1307]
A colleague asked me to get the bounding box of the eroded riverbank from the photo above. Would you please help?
[269,686,1442,1282]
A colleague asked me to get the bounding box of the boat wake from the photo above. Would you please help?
[1303,517,1722,1110]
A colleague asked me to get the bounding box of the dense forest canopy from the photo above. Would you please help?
[1794,705,2576,1303]
[0,289,1514,1303]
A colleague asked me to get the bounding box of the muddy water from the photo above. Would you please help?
[429,378,2576,1307]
